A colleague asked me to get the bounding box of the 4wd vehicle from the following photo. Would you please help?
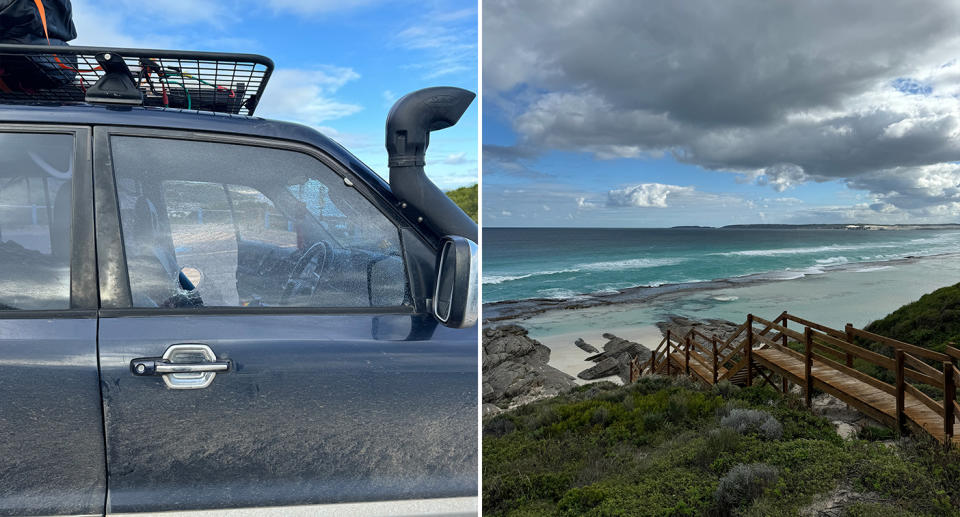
[0,44,477,516]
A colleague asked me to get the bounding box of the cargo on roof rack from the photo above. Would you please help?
[0,44,273,115]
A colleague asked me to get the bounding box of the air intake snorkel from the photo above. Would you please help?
[386,87,477,242]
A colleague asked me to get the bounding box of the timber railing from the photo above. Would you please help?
[635,311,960,447]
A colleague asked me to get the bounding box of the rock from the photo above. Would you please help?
[482,403,503,417]
[656,316,742,344]
[577,335,651,383]
[578,356,621,380]
[834,422,858,440]
[809,392,884,438]
[482,325,577,409]
[574,338,599,354]
[799,484,883,516]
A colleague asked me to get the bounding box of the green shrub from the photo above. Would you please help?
[715,463,778,513]
[720,408,783,440]
[444,184,477,222]
[858,425,895,441]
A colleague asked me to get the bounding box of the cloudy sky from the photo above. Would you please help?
[483,0,960,227]
[70,0,477,190]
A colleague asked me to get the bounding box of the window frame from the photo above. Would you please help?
[0,124,96,319]
[94,126,423,316]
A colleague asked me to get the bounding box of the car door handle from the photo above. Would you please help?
[131,360,229,375]
[130,344,229,389]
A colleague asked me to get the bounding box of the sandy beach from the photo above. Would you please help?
[531,325,665,385]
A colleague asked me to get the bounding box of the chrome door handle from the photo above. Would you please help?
[132,360,230,375]
[131,344,229,389]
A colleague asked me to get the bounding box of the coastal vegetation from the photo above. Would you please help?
[483,377,960,516]
[864,281,960,353]
[446,183,478,222]
[483,287,960,516]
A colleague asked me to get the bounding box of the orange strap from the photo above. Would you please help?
[33,0,50,43]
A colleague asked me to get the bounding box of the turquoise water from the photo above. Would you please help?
[519,254,960,340]
[483,227,960,303]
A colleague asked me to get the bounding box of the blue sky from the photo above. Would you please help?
[70,0,478,190]
[483,1,960,228]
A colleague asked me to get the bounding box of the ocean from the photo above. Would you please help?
[483,227,960,342]
[483,227,960,303]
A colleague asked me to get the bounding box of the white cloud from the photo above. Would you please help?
[441,152,469,165]
[484,0,960,215]
[394,8,477,79]
[256,67,363,125]
[607,183,695,208]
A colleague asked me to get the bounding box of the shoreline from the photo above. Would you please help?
[482,251,960,324]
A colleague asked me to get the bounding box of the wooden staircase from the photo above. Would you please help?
[634,312,960,447]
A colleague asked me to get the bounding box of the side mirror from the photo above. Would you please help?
[433,236,478,328]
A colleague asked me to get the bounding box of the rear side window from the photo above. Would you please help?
[111,136,409,309]
[0,133,73,310]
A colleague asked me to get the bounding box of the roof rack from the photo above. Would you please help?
[0,44,274,115]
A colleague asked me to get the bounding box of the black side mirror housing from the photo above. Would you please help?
[433,235,478,328]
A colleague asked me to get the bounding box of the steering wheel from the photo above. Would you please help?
[280,241,329,304]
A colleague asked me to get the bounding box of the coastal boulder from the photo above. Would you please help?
[483,325,577,409]
[577,334,651,383]
[657,316,742,343]
[578,356,621,380]
[574,338,599,354]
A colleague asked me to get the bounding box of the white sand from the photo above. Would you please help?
[531,325,665,386]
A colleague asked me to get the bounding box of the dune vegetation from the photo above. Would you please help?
[483,377,960,516]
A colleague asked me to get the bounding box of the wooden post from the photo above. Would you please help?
[844,323,855,368]
[944,361,955,445]
[665,330,671,375]
[804,327,813,407]
[746,314,754,387]
[781,311,788,349]
[712,336,719,384]
[782,376,788,394]
[684,335,690,375]
[895,350,905,433]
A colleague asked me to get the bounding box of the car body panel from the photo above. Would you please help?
[97,313,476,513]
[0,315,106,516]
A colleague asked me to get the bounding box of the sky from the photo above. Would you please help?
[68,0,478,191]
[483,0,960,227]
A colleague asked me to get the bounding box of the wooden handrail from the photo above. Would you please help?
[752,315,805,343]
[902,353,945,390]
[904,382,944,417]
[847,325,950,362]
[723,321,748,347]
[810,330,896,371]
[634,311,960,446]
[945,345,960,363]
[784,313,847,339]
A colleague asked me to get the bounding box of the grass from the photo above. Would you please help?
[445,183,477,222]
[483,377,960,516]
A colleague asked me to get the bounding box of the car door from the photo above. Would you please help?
[0,126,105,516]
[92,127,477,515]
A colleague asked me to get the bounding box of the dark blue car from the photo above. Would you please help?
[0,45,478,516]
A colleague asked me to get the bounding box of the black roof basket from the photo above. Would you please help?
[0,44,273,115]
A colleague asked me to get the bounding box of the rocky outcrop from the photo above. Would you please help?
[574,338,599,354]
[577,334,651,383]
[656,315,742,343]
[483,325,577,412]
